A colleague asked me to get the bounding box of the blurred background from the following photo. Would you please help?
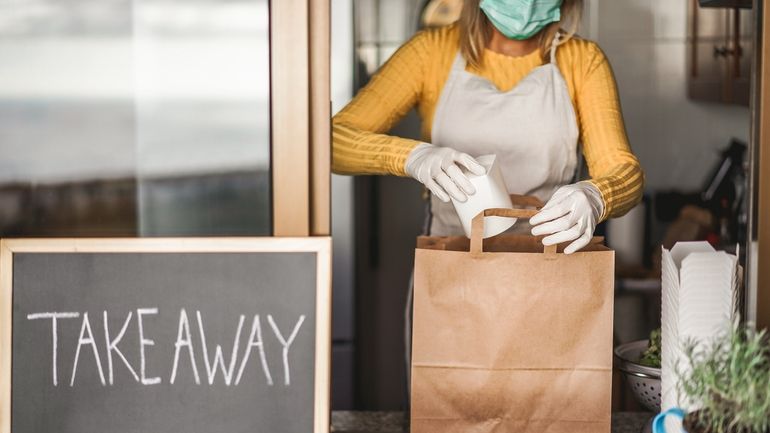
[0,0,272,236]
[0,0,755,413]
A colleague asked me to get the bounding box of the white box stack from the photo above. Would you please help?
[660,242,739,416]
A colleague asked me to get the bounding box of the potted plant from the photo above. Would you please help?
[674,325,770,433]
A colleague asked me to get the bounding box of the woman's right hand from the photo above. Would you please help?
[404,143,486,203]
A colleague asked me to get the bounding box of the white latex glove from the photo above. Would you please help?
[404,143,485,202]
[529,182,605,254]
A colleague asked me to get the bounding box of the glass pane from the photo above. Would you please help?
[0,0,271,237]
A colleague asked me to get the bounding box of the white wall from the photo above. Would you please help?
[584,0,750,191]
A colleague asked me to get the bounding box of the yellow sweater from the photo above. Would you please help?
[332,25,644,220]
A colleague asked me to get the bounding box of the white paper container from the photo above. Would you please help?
[451,154,514,239]
[660,241,739,416]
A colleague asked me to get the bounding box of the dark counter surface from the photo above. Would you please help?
[331,411,653,433]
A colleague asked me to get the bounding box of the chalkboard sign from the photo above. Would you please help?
[0,238,331,433]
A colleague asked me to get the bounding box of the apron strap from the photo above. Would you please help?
[549,31,562,65]
[451,51,467,71]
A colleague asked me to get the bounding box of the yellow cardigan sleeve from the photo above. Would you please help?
[331,32,431,176]
[576,44,645,221]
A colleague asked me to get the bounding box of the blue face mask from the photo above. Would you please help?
[480,0,562,40]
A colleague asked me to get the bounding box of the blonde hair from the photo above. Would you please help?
[459,0,583,68]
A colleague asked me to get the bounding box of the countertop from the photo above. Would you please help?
[331,411,653,433]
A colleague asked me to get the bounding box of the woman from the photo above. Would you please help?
[332,0,644,253]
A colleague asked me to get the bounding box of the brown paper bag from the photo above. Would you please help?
[411,204,615,433]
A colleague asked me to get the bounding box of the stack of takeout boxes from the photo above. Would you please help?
[661,241,740,415]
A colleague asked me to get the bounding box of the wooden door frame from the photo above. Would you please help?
[749,0,770,328]
[270,0,331,237]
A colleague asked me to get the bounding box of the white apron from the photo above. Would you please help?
[428,33,580,236]
[405,34,581,399]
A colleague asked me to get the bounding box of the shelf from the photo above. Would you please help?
[699,0,752,8]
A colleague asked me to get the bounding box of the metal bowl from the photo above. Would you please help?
[615,339,662,412]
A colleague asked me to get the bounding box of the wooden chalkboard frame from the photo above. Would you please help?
[0,237,332,433]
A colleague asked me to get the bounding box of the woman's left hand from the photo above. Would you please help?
[530,182,605,254]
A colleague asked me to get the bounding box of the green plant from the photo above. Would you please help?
[640,327,662,368]
[677,325,770,433]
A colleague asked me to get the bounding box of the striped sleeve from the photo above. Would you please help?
[331,31,431,176]
[574,42,645,220]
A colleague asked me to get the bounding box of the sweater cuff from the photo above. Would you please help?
[392,140,422,176]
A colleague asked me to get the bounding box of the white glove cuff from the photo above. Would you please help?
[577,181,606,221]
[404,142,435,179]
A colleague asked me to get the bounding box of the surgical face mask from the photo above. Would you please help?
[480,0,562,40]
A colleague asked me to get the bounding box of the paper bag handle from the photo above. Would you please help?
[470,208,558,255]
[509,194,545,208]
